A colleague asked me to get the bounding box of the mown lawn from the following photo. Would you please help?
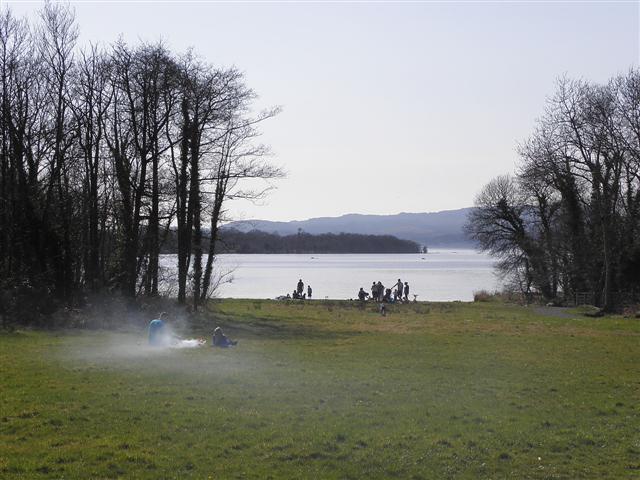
[1,300,639,479]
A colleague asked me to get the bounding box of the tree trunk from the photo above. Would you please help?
[190,112,202,310]
[176,97,191,304]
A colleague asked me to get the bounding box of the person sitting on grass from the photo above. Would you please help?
[149,313,182,346]
[358,287,369,302]
[148,312,167,346]
[383,288,393,303]
[212,327,238,348]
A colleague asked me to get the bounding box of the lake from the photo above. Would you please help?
[159,249,498,301]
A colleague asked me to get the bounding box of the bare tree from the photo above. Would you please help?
[0,3,282,322]
[469,70,640,309]
[199,111,283,304]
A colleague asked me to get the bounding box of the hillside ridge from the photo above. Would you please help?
[224,207,474,247]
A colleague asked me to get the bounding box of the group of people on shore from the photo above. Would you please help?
[288,279,311,299]
[277,277,412,303]
[358,279,410,303]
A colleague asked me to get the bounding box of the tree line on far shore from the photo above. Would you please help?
[0,3,281,315]
[466,69,640,310]
[160,229,421,254]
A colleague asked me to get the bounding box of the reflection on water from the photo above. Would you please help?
[159,249,498,301]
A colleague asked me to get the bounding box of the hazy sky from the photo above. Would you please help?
[7,1,640,221]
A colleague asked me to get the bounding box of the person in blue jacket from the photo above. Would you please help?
[148,312,168,346]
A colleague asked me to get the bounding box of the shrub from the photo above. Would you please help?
[473,290,493,302]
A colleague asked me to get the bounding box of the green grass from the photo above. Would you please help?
[1,300,639,479]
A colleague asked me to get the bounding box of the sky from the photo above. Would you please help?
[6,0,640,222]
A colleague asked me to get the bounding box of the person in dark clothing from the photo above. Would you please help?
[371,282,377,301]
[358,287,369,301]
[292,289,299,299]
[404,282,410,301]
[376,281,384,302]
[307,285,312,299]
[383,288,392,303]
[297,279,304,295]
[212,327,237,347]
[395,279,403,299]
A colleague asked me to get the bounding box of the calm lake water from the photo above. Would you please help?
[159,249,498,301]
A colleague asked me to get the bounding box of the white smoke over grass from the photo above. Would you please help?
[172,338,207,348]
[148,315,208,348]
[58,327,253,380]
[42,295,256,381]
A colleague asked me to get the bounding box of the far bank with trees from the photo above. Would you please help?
[160,229,421,254]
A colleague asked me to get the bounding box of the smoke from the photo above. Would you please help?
[50,300,255,378]
[172,338,207,348]
[148,317,208,349]
[58,323,253,380]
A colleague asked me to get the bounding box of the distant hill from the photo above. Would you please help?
[224,208,475,247]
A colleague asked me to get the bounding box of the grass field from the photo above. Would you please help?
[1,299,639,479]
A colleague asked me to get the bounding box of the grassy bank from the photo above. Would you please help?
[1,300,639,479]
